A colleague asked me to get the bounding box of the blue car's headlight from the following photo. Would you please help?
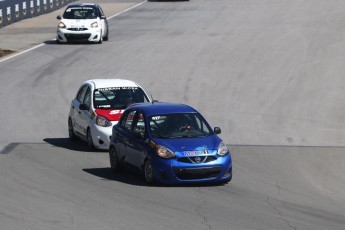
[156,145,175,159]
[96,115,112,127]
[217,141,229,156]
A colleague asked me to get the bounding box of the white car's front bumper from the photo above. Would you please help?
[57,27,101,43]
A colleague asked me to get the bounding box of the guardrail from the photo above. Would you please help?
[0,0,76,29]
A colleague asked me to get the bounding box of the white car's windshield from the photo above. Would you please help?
[63,6,97,19]
[149,113,213,138]
[93,87,149,110]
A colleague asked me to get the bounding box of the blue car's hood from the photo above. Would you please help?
[152,135,222,153]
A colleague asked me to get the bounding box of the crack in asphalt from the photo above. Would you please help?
[194,187,212,230]
[266,194,297,230]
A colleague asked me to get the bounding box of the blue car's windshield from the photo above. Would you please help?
[149,113,213,138]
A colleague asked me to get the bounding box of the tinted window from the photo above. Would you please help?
[63,6,97,19]
[76,85,88,102]
[149,113,213,138]
[132,112,146,138]
[97,6,105,17]
[119,110,137,131]
[93,87,149,110]
[84,87,91,107]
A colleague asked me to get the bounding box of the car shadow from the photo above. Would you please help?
[83,167,151,186]
[148,0,189,2]
[83,167,226,187]
[44,40,101,45]
[43,137,106,152]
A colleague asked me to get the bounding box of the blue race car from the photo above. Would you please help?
[109,102,232,185]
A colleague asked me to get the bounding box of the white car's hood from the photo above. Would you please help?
[61,19,98,29]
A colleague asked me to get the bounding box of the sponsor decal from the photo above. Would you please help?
[97,87,139,91]
[0,9,2,25]
[56,0,60,7]
[30,0,34,14]
[22,2,27,17]
[15,4,19,19]
[49,0,53,9]
[6,7,11,22]
[184,150,210,157]
[61,0,64,5]
[36,0,40,13]
[43,0,47,10]
[110,110,124,115]
[95,109,122,121]
[152,116,161,121]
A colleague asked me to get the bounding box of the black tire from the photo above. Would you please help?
[87,128,96,151]
[68,118,77,141]
[144,160,155,184]
[109,146,123,172]
[103,26,109,41]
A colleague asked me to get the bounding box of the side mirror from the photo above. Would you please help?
[57,15,62,20]
[214,127,221,134]
[79,104,89,111]
[100,15,106,19]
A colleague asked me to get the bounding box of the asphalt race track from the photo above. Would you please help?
[1,0,345,229]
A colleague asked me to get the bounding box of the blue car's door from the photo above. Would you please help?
[115,110,137,163]
[126,111,147,170]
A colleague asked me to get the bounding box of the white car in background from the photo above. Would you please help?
[68,79,151,150]
[56,3,109,43]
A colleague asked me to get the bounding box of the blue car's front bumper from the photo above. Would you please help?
[151,153,232,184]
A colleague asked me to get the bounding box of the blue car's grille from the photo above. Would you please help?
[173,166,222,180]
[177,155,217,164]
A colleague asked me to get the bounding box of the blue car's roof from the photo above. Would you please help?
[129,102,198,116]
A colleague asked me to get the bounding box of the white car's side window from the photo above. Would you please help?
[77,85,88,102]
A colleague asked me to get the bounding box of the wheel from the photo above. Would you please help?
[109,146,123,172]
[103,28,109,41]
[144,160,155,184]
[68,118,77,141]
[87,128,95,151]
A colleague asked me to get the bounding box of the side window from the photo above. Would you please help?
[77,85,88,102]
[194,115,211,134]
[119,110,137,131]
[84,87,91,107]
[133,112,145,138]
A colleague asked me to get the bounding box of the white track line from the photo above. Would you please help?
[0,0,147,63]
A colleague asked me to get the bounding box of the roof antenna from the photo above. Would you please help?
[151,95,158,104]
[151,94,154,104]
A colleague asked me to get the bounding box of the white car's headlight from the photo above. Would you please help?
[58,22,66,28]
[217,141,229,156]
[91,22,98,28]
[96,115,112,127]
[156,145,175,159]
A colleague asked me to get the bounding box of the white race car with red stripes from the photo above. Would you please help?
[68,79,151,150]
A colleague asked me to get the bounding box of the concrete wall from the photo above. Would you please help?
[0,0,76,28]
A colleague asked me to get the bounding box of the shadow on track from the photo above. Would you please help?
[43,137,105,152]
[83,167,228,187]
